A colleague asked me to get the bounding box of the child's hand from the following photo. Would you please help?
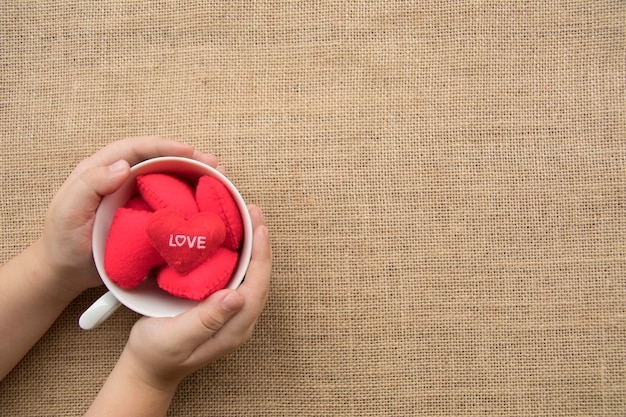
[121,205,271,391]
[39,136,219,297]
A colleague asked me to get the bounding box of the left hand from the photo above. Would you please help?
[39,136,219,296]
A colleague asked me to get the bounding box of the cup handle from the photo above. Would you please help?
[79,291,122,330]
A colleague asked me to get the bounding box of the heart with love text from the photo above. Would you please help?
[146,208,226,275]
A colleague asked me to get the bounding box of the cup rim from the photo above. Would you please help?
[91,156,253,317]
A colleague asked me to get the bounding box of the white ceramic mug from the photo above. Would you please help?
[79,157,253,330]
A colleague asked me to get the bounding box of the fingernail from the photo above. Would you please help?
[221,292,243,312]
[108,159,127,173]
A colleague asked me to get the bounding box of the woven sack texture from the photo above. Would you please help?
[1,1,624,416]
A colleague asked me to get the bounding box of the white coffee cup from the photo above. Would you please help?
[79,157,253,330]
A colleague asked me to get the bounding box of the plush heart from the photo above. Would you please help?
[156,246,239,300]
[195,176,244,249]
[124,195,153,211]
[104,208,164,288]
[146,208,226,275]
[137,173,199,218]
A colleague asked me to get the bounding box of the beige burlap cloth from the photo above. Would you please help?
[1,2,624,416]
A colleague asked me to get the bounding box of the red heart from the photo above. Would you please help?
[137,174,199,218]
[157,246,239,300]
[195,176,244,250]
[146,208,226,275]
[104,208,164,288]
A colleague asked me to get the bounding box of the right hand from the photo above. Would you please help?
[121,205,271,390]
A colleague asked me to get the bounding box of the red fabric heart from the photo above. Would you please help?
[137,173,199,218]
[146,208,226,275]
[156,246,239,300]
[124,195,152,211]
[195,176,244,249]
[104,208,164,288]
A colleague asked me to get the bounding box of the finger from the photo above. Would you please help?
[167,290,244,348]
[239,206,271,302]
[248,204,265,227]
[190,213,271,357]
[210,212,271,342]
[51,159,131,217]
[82,159,131,197]
[71,137,218,179]
[72,137,191,177]
[191,149,221,169]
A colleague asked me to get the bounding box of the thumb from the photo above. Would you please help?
[168,290,245,348]
[80,159,130,201]
[46,159,131,229]
[53,159,131,215]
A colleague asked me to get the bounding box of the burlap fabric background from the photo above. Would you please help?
[1,1,624,416]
